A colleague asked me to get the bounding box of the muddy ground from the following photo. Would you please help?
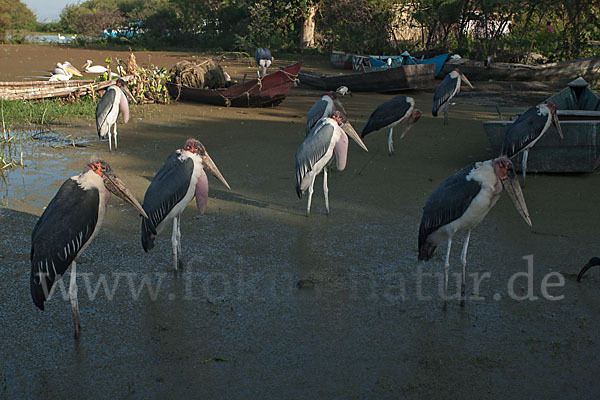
[0,44,599,399]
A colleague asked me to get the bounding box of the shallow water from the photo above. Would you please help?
[0,46,599,398]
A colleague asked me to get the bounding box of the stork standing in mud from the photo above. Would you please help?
[500,102,563,184]
[432,68,473,125]
[418,156,532,310]
[295,110,368,216]
[95,78,136,151]
[30,159,147,339]
[255,48,274,78]
[141,138,230,270]
[361,95,422,155]
[305,86,350,136]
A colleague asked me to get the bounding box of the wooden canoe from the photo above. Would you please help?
[441,56,600,82]
[166,62,302,107]
[483,77,600,172]
[0,76,132,101]
[297,63,436,92]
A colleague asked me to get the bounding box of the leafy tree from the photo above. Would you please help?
[0,0,36,41]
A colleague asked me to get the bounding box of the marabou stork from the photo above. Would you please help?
[95,78,136,151]
[295,110,368,216]
[305,86,350,136]
[30,159,147,339]
[141,138,231,270]
[255,48,274,78]
[500,102,563,184]
[418,156,532,309]
[361,95,422,155]
[432,68,473,125]
[577,257,600,282]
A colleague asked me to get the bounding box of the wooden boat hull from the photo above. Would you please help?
[166,62,301,107]
[483,78,600,172]
[441,56,600,82]
[298,63,435,92]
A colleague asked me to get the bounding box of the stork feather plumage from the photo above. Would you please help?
[96,78,135,151]
[30,159,147,339]
[418,156,531,309]
[141,138,230,270]
[500,102,563,184]
[361,95,422,155]
[295,111,368,216]
[432,68,473,125]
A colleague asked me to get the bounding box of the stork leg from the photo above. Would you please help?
[306,175,316,217]
[69,261,81,339]
[443,236,453,311]
[176,214,183,269]
[459,229,471,307]
[172,215,180,271]
[387,127,394,156]
[443,102,449,125]
[323,167,330,215]
[521,149,528,186]
[113,123,118,151]
[108,126,112,151]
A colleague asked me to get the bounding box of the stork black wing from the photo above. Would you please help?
[501,106,549,157]
[30,179,99,310]
[306,98,329,136]
[255,48,272,65]
[141,151,194,251]
[96,87,117,137]
[362,96,411,137]
[432,74,457,116]
[295,122,335,198]
[418,163,481,260]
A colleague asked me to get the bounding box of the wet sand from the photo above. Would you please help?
[1,44,599,399]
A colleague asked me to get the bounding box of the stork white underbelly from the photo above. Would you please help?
[428,181,500,246]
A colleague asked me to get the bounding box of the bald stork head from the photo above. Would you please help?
[86,159,148,218]
[492,156,531,227]
[114,78,137,104]
[331,111,368,152]
[183,138,231,189]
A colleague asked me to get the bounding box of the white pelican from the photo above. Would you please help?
[82,60,108,74]
[49,62,82,81]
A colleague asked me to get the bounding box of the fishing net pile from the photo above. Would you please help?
[169,59,227,89]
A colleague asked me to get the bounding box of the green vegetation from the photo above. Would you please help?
[0,0,36,41]
[0,98,96,130]
[4,0,600,62]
